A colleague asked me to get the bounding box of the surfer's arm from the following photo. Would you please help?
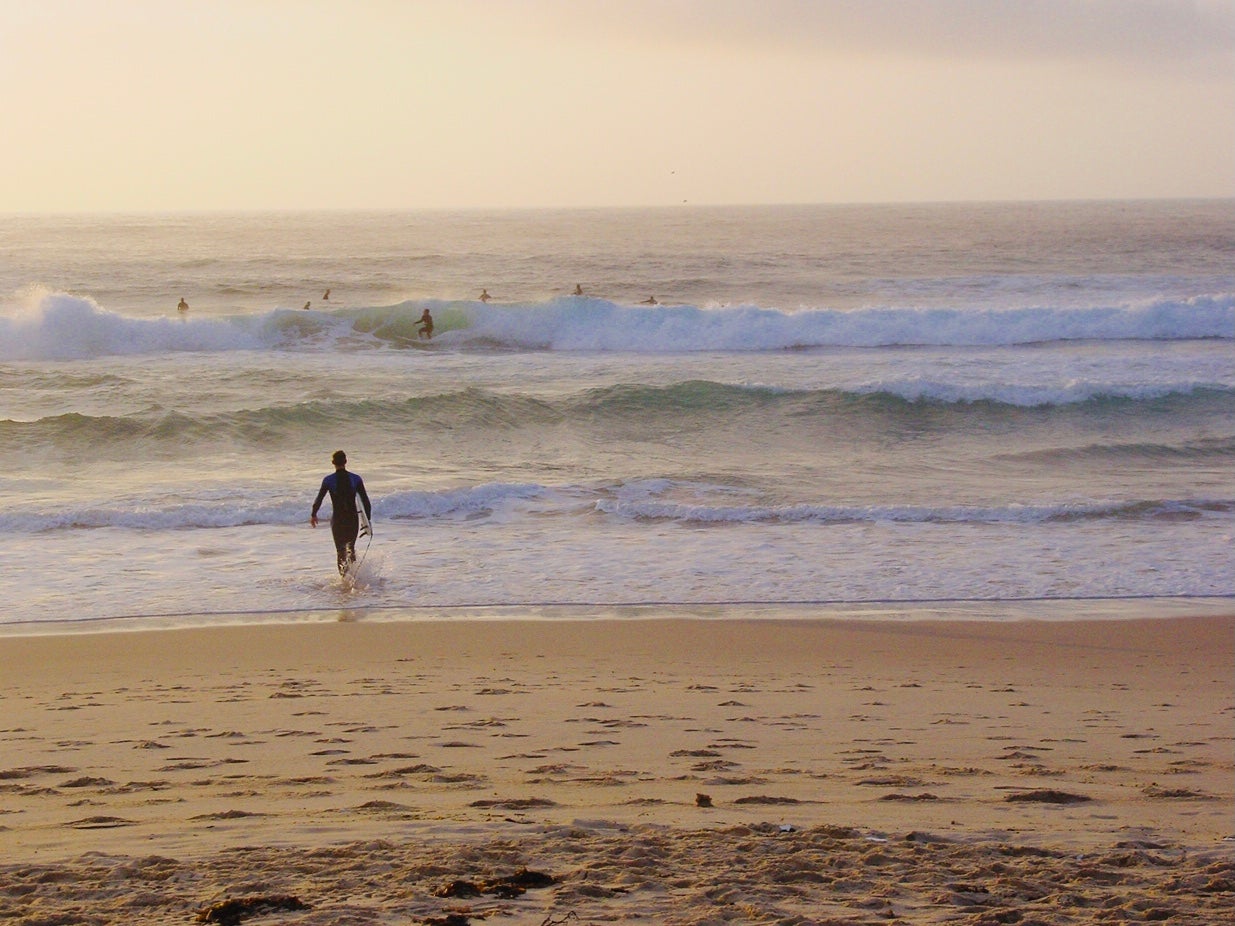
[310,477,330,525]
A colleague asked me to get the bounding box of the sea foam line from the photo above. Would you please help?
[3,595,1232,632]
[594,497,1235,526]
[1,486,1230,533]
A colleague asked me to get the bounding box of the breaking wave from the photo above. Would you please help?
[2,289,1231,360]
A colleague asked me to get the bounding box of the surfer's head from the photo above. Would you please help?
[332,450,347,467]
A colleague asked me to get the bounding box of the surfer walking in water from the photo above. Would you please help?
[310,450,373,574]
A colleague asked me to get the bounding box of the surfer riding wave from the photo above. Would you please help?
[310,450,373,574]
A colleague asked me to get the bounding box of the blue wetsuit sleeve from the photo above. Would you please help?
[355,475,372,521]
[311,475,331,516]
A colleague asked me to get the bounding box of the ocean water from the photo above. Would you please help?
[1,201,1232,630]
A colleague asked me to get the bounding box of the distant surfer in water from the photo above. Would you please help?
[479,288,491,302]
[573,284,584,296]
[310,450,373,574]
[177,297,189,314]
[418,308,434,339]
[640,295,659,305]
[322,288,330,300]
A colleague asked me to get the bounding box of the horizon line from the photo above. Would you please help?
[2,194,1233,219]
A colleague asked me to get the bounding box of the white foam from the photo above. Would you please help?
[453,294,1235,352]
[0,288,264,361]
[3,482,1229,534]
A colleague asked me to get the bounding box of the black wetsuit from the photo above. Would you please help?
[311,469,373,572]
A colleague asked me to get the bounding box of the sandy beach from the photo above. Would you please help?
[1,614,1231,925]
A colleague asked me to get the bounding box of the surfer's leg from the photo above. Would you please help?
[332,514,360,572]
[330,517,355,573]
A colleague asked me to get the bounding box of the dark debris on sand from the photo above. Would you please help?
[1004,789,1092,803]
[195,894,310,925]
[434,868,555,899]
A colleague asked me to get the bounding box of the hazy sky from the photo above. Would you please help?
[2,0,1232,211]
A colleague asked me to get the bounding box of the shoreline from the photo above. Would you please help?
[1,594,1231,637]
[3,613,1231,924]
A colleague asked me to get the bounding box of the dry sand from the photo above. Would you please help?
[1,614,1231,925]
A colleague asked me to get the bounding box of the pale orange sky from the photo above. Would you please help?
[1,0,1232,211]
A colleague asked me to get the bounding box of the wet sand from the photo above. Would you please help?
[1,614,1232,924]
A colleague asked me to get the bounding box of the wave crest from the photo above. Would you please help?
[3,383,1231,456]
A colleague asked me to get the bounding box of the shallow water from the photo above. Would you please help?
[2,202,1232,627]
